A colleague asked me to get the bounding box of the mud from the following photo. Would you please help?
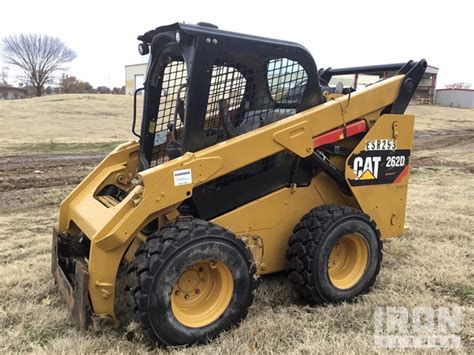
[0,154,105,215]
[412,129,474,173]
[0,154,104,192]
[0,127,472,212]
[413,128,474,151]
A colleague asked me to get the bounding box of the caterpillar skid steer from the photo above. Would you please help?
[52,22,426,345]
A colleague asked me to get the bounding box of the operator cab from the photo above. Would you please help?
[135,22,324,170]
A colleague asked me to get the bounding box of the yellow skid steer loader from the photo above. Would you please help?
[52,22,426,345]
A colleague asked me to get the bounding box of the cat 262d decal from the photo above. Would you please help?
[347,139,411,186]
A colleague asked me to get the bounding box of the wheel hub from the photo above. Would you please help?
[171,259,233,328]
[176,269,200,293]
[328,234,369,289]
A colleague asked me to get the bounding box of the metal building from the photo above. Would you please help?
[125,63,147,95]
[414,65,438,104]
[327,64,438,104]
[435,89,474,108]
[0,86,28,99]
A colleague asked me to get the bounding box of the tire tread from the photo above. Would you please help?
[287,204,382,304]
[132,219,256,345]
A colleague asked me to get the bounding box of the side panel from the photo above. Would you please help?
[345,114,415,238]
[211,185,324,274]
[211,174,359,275]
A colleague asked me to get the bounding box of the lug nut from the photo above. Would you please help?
[195,289,200,294]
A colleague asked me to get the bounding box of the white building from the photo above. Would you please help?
[125,63,147,95]
[0,86,28,99]
[435,89,474,109]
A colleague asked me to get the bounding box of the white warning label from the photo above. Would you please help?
[173,169,192,186]
[154,129,168,146]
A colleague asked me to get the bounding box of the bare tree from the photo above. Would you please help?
[1,34,76,96]
[445,82,472,89]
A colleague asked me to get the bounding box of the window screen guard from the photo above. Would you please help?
[150,60,187,166]
[150,57,307,167]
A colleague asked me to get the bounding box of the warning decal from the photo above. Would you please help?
[173,169,192,186]
[348,149,410,186]
[154,129,168,146]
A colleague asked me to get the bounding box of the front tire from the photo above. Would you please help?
[287,205,382,304]
[133,219,256,346]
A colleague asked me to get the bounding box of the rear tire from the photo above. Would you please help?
[287,205,382,304]
[133,219,256,346]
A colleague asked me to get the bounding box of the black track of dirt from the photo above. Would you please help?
[0,154,104,192]
[412,129,474,173]
[1,128,472,197]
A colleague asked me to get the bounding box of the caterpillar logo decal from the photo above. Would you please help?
[347,149,411,186]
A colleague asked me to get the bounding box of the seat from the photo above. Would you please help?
[236,108,297,134]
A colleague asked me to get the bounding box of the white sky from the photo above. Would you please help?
[1,0,473,88]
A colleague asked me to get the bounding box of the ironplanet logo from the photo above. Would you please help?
[373,306,462,349]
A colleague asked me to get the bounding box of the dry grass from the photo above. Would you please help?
[407,105,474,132]
[0,94,141,154]
[0,95,473,353]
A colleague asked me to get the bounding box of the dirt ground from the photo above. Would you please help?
[0,95,473,353]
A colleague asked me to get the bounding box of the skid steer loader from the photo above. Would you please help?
[52,22,426,345]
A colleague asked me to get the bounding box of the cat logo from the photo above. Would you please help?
[348,149,411,186]
[353,156,381,180]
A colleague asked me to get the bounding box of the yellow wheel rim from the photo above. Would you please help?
[328,234,369,289]
[171,259,234,328]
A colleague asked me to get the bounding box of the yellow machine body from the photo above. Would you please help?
[53,74,415,328]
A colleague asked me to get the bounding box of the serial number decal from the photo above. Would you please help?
[365,139,396,151]
[348,149,410,186]
[173,169,192,186]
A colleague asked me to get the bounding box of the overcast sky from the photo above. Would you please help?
[1,0,473,88]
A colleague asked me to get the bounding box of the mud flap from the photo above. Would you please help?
[51,228,91,333]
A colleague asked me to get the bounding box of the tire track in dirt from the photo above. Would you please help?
[0,154,102,214]
[413,129,474,151]
[412,129,474,173]
[0,154,104,192]
[1,128,472,196]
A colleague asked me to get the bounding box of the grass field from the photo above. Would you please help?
[0,94,473,353]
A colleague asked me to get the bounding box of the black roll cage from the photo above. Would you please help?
[135,23,426,171]
[136,23,324,170]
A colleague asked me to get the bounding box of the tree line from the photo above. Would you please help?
[53,74,125,95]
[1,33,124,96]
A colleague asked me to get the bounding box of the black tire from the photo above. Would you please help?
[132,218,256,346]
[287,204,382,304]
[114,261,138,330]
